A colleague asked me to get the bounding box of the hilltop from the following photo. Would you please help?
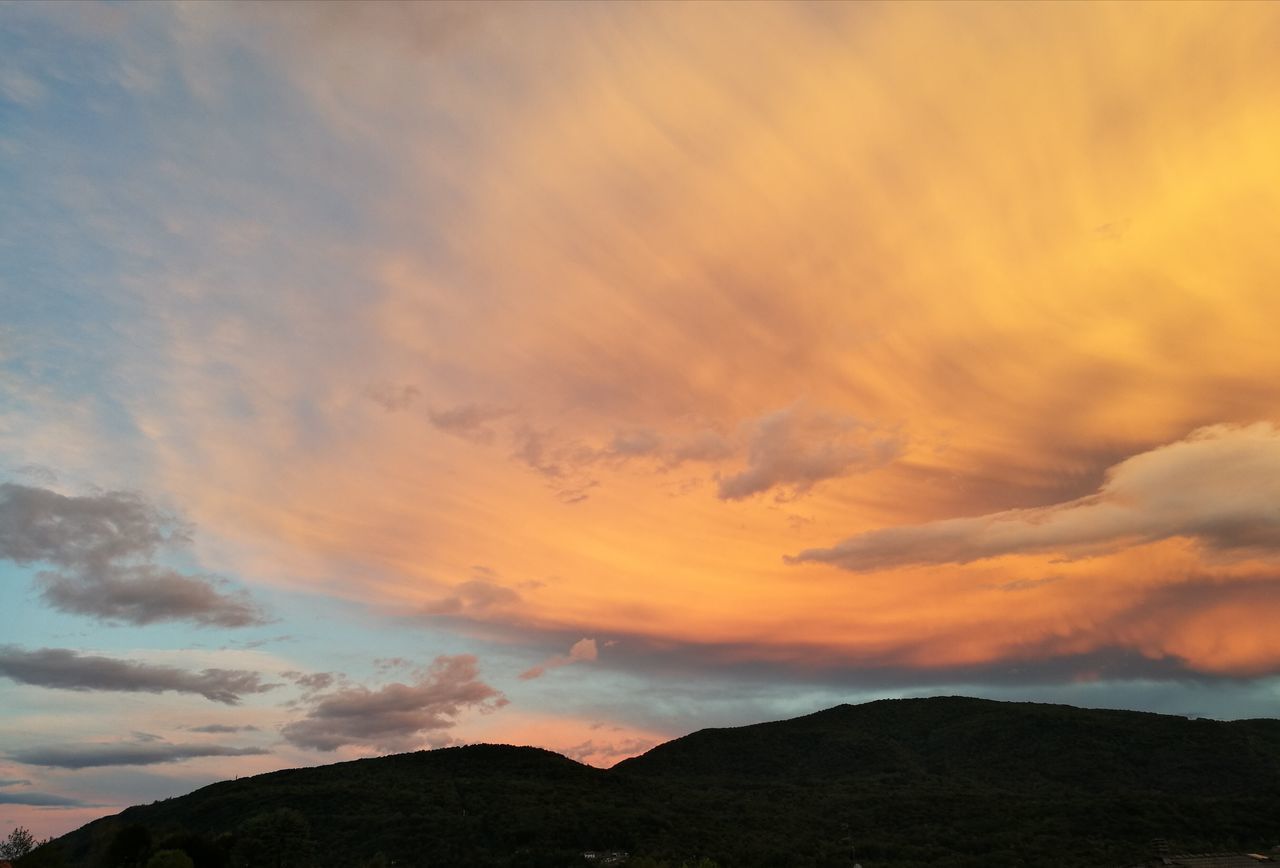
[18,697,1280,868]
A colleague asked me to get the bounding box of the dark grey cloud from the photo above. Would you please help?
[598,629,1220,691]
[10,742,268,769]
[0,646,278,704]
[38,564,263,628]
[187,724,259,734]
[718,405,900,501]
[0,482,267,627]
[0,791,87,806]
[281,654,507,752]
[0,482,176,568]
[284,671,337,694]
[790,422,1280,571]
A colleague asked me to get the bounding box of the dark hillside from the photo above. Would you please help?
[44,745,630,868]
[20,698,1280,868]
[617,696,1280,792]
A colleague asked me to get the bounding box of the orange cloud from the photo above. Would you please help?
[461,710,667,769]
[520,638,599,681]
[78,1,1280,682]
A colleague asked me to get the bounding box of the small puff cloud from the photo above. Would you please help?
[364,382,421,412]
[0,482,267,627]
[718,406,900,501]
[281,654,507,752]
[790,423,1280,571]
[421,579,522,616]
[519,638,598,681]
[0,646,278,705]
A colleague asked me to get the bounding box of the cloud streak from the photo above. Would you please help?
[0,646,277,705]
[791,424,1280,571]
[10,742,268,769]
[0,791,88,807]
[187,724,259,734]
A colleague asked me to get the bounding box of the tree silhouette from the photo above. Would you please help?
[1,827,37,860]
[99,824,151,868]
[231,809,314,868]
[144,851,194,868]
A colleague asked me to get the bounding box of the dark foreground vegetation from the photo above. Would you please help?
[15,697,1280,868]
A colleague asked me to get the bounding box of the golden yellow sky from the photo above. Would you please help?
[146,0,1280,676]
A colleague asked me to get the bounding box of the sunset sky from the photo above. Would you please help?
[5,0,1280,840]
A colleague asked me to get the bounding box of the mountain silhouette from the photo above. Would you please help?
[18,697,1280,868]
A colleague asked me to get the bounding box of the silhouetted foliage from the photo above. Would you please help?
[230,810,312,868]
[99,825,151,868]
[2,827,37,860]
[33,699,1280,867]
[11,837,65,868]
[143,852,193,868]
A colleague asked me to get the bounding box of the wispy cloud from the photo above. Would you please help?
[718,406,900,501]
[428,403,511,444]
[520,638,598,681]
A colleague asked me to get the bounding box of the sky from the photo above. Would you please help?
[3,0,1280,841]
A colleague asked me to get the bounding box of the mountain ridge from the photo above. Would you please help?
[18,696,1280,868]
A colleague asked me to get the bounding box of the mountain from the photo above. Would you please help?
[18,697,1280,868]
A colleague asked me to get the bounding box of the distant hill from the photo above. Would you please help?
[19,697,1280,868]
